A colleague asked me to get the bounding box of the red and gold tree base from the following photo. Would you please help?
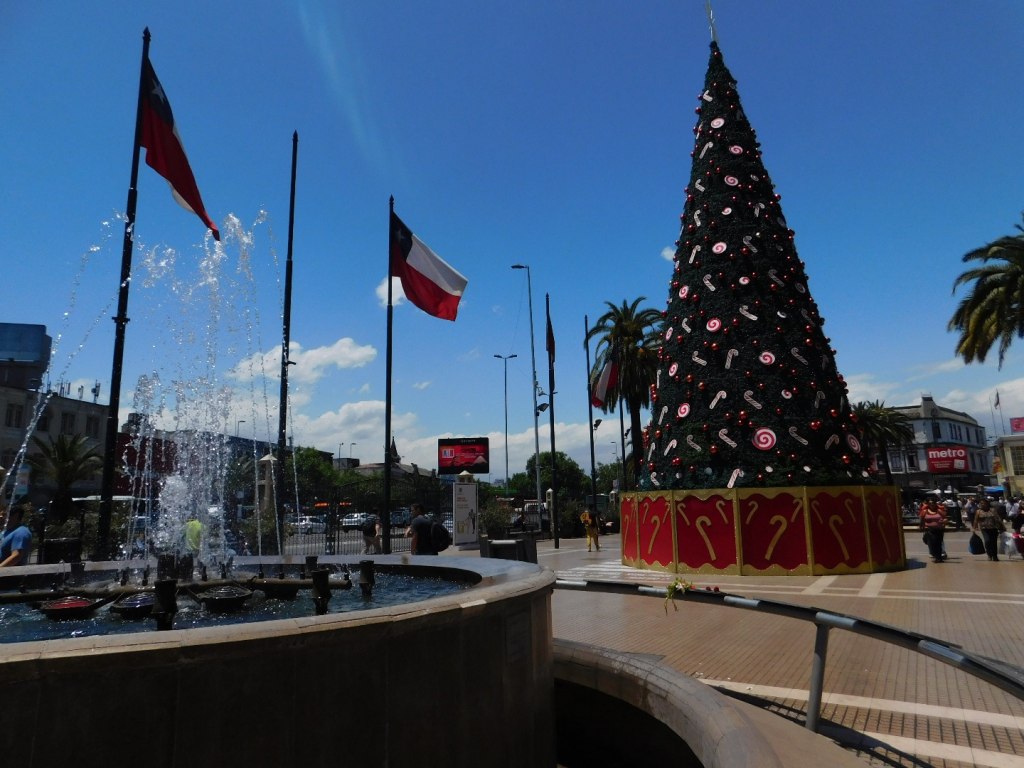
[621,485,906,576]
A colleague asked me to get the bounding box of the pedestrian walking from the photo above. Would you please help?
[919,499,946,563]
[973,498,1005,561]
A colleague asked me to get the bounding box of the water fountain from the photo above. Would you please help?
[0,212,563,767]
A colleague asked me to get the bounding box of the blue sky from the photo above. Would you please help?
[3,1,1024,483]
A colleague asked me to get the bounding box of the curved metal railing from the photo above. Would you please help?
[553,577,1024,732]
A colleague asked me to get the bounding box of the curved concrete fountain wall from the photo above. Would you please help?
[0,556,556,768]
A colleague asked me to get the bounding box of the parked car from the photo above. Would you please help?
[390,508,411,527]
[342,512,370,532]
[296,515,326,535]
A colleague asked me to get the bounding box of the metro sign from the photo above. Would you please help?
[926,445,969,473]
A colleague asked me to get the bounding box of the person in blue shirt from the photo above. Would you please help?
[0,506,33,567]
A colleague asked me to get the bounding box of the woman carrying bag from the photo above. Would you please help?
[973,499,1005,562]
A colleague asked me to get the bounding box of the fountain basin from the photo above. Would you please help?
[0,556,556,768]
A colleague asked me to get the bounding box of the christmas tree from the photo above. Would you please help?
[642,42,871,491]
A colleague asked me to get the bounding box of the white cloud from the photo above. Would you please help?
[227,337,376,385]
[412,381,430,390]
[376,276,407,308]
[661,246,675,261]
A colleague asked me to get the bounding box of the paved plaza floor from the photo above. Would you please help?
[454,528,1024,767]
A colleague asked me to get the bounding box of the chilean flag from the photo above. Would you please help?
[140,56,219,240]
[591,348,619,408]
[390,212,467,321]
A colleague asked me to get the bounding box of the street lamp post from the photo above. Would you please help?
[349,442,357,458]
[236,419,245,437]
[512,264,543,514]
[494,353,517,489]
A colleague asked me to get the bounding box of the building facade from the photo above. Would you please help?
[883,395,992,493]
[993,432,1024,496]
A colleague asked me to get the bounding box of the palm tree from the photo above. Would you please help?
[852,401,915,485]
[585,297,662,483]
[26,434,104,523]
[949,214,1024,368]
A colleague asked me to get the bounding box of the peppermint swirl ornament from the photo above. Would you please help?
[753,428,776,450]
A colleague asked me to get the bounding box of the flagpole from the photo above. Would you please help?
[546,294,559,548]
[584,315,598,506]
[990,396,998,440]
[383,197,395,553]
[275,131,298,551]
[617,392,628,491]
[98,27,150,559]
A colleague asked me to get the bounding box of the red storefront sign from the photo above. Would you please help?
[926,445,969,473]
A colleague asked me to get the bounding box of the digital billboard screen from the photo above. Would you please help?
[438,437,490,475]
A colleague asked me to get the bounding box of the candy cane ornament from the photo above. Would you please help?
[689,245,701,264]
[686,435,702,452]
[710,390,727,409]
[702,274,716,291]
[739,305,758,320]
[788,426,808,445]
[693,210,702,227]
[699,141,714,159]
[768,269,784,286]
[743,390,763,409]
[663,439,678,456]
[814,391,825,409]
[724,349,738,369]
[727,468,743,488]
[718,428,737,448]
[825,434,839,449]
[742,235,758,252]
[658,405,668,424]
[692,351,707,366]
[790,348,808,365]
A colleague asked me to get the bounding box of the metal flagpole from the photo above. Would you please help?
[98,27,151,559]
[584,316,598,505]
[275,132,298,552]
[383,197,396,553]
[512,264,543,522]
[546,294,559,548]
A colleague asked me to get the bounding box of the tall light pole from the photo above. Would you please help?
[512,264,542,513]
[349,442,357,458]
[236,419,245,437]
[493,353,517,489]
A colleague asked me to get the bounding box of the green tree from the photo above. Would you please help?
[525,451,587,505]
[25,434,104,523]
[280,447,339,510]
[595,460,624,495]
[851,401,915,485]
[585,298,662,484]
[950,214,1024,368]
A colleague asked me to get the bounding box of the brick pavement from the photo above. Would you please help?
[453,528,1024,767]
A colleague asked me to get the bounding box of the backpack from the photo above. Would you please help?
[430,520,452,552]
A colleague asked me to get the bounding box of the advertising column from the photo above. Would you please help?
[453,473,478,546]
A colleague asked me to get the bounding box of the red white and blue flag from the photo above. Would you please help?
[591,347,619,408]
[140,56,219,240]
[389,212,467,321]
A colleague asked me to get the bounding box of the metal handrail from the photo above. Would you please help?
[554,578,1024,732]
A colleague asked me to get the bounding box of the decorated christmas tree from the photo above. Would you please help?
[641,42,872,491]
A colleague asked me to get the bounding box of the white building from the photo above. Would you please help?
[884,395,992,493]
